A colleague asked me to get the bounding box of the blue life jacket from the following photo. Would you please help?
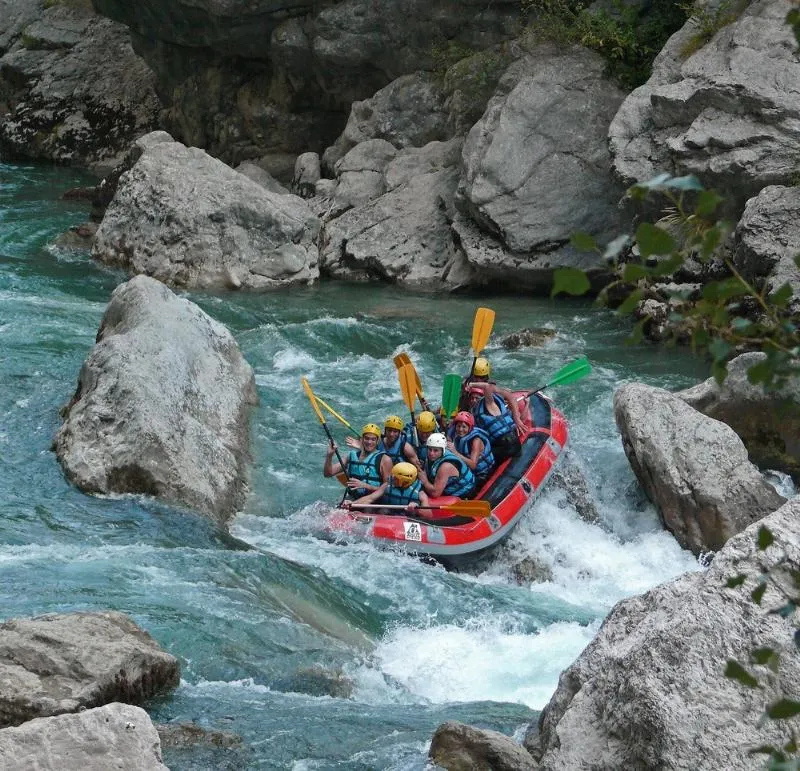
[381,433,407,463]
[382,478,424,507]
[474,393,516,442]
[346,449,386,498]
[454,427,494,478]
[416,444,430,465]
[428,451,475,497]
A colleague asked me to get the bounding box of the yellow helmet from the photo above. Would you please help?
[361,423,381,438]
[416,411,437,433]
[391,462,418,488]
[384,415,404,431]
[473,357,491,377]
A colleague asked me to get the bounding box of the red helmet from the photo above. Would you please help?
[454,411,475,429]
[467,385,483,397]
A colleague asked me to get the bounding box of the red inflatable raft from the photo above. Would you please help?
[324,391,568,568]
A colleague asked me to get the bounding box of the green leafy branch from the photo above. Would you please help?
[553,174,800,389]
[725,525,800,769]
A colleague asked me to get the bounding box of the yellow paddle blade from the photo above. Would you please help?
[398,364,416,413]
[393,352,411,370]
[314,394,355,432]
[443,499,492,518]
[335,472,348,486]
[471,307,495,355]
[301,377,325,423]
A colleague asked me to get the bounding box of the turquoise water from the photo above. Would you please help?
[1,162,712,769]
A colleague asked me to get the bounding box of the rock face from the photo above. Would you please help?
[430,720,536,771]
[0,703,168,771]
[0,612,179,728]
[92,0,521,163]
[0,0,159,170]
[680,352,800,483]
[528,498,800,770]
[93,132,320,290]
[609,0,800,218]
[54,275,257,525]
[321,138,474,288]
[734,186,800,313]
[457,41,626,290]
[613,382,785,554]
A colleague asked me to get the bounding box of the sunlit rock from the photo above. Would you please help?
[93,132,320,290]
[54,275,257,525]
[614,382,785,554]
[0,612,178,728]
[527,498,800,770]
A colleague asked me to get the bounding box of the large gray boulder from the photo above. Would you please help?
[457,41,626,290]
[54,275,257,526]
[0,0,159,170]
[609,0,800,218]
[613,382,785,554]
[430,721,536,770]
[0,703,167,771]
[320,142,474,288]
[0,612,178,728]
[680,352,800,483]
[322,72,450,171]
[528,498,800,770]
[734,186,800,313]
[93,132,320,290]
[0,703,168,771]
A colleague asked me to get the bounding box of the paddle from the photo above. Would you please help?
[312,393,360,437]
[519,357,593,400]
[469,307,495,376]
[441,373,462,419]
[393,352,430,411]
[301,377,349,484]
[398,363,418,443]
[350,499,492,518]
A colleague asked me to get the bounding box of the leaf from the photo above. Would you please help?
[709,337,731,363]
[695,189,724,217]
[617,288,645,315]
[667,174,704,191]
[699,226,722,261]
[703,278,749,301]
[726,574,746,588]
[748,745,779,757]
[794,252,800,269]
[751,647,778,668]
[752,581,767,605]
[769,282,794,309]
[571,232,598,252]
[758,525,775,550]
[767,700,800,720]
[636,223,676,258]
[651,253,685,277]
[725,660,759,688]
[551,268,591,298]
[747,358,775,386]
[795,629,800,649]
[769,602,797,619]
[731,317,754,333]
[627,318,647,345]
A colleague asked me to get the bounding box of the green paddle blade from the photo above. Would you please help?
[442,373,462,418]
[547,356,592,387]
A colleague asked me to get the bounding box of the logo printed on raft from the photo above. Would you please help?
[403,521,423,542]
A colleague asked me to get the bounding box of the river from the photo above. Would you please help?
[1,161,718,769]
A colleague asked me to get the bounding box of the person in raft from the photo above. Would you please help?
[324,423,392,498]
[411,410,438,468]
[346,415,419,466]
[460,357,530,428]
[345,462,429,512]
[445,410,495,491]
[418,433,475,499]
[466,382,523,464]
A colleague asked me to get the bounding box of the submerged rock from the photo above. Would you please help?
[0,703,168,771]
[528,498,800,770]
[500,327,557,349]
[614,382,785,554]
[93,132,320,290]
[0,611,178,728]
[54,275,257,525]
[430,720,536,770]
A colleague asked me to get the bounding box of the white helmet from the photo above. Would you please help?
[426,433,447,449]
